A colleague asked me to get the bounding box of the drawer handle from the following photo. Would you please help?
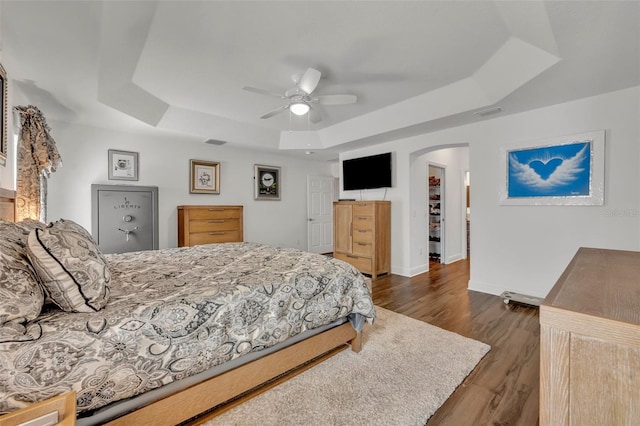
[357,229,369,233]
[208,219,225,223]
[346,254,358,259]
[208,231,226,235]
[357,243,368,246]
[357,216,369,220]
[208,208,225,211]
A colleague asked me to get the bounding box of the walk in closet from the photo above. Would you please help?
[428,165,444,263]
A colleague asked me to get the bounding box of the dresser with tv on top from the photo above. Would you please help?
[177,205,243,247]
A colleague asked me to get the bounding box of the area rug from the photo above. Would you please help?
[204,307,490,426]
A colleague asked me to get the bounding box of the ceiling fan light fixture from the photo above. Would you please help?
[290,102,310,116]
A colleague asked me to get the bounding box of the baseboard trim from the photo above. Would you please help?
[468,279,547,299]
[409,264,429,277]
[444,253,463,264]
[390,265,411,277]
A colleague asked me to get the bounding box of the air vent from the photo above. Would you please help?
[473,106,503,117]
[204,139,227,146]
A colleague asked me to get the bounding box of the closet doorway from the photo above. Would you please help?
[428,164,444,264]
[465,170,470,257]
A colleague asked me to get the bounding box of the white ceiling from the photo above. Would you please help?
[1,1,638,160]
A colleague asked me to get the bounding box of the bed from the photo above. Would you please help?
[0,190,375,425]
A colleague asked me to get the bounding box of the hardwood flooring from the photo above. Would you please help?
[372,259,540,425]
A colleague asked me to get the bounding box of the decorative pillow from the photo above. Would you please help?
[27,219,111,312]
[0,220,45,325]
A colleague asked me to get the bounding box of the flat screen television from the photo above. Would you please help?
[342,152,392,191]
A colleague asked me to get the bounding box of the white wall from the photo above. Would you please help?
[44,121,333,250]
[341,86,640,298]
[466,87,639,298]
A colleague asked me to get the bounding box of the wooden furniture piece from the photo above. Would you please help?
[333,200,390,279]
[0,391,76,426]
[0,188,15,222]
[178,205,243,247]
[540,247,640,425]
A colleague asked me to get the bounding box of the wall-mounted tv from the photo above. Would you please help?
[343,152,392,191]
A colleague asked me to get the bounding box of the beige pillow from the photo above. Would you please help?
[0,220,44,325]
[27,219,110,312]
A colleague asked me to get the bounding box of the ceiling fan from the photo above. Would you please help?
[243,67,357,123]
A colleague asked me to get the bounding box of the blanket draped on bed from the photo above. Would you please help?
[0,243,375,415]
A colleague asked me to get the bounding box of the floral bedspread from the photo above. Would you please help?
[0,242,375,415]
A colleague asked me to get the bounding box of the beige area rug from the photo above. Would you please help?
[205,307,490,426]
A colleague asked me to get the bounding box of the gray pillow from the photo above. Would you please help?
[27,219,111,312]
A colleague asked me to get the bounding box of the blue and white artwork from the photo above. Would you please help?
[508,141,592,198]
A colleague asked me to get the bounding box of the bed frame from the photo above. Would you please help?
[0,189,364,425]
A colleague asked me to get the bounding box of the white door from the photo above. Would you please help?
[307,176,335,254]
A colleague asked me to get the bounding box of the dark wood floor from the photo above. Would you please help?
[372,259,540,425]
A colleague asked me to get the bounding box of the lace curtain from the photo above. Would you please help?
[14,105,62,222]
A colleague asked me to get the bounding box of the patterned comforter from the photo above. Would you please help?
[0,242,375,415]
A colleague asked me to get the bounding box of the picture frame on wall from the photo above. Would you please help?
[108,149,139,181]
[0,63,7,167]
[499,130,605,206]
[254,164,280,200]
[190,159,220,194]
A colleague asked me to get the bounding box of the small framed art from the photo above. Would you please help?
[254,164,280,200]
[190,159,220,194]
[108,149,138,181]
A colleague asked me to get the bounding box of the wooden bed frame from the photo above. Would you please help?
[0,189,364,425]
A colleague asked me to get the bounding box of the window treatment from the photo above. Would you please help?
[14,105,62,222]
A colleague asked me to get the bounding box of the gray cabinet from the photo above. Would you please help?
[91,184,159,254]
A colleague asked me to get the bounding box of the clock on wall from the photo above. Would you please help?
[254,164,281,200]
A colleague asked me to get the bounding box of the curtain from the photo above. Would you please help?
[14,105,62,222]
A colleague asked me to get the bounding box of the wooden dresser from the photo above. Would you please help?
[333,200,390,279]
[177,205,243,247]
[540,247,640,425]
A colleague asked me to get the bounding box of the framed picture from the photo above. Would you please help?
[254,164,280,200]
[0,63,7,167]
[190,159,220,194]
[108,149,139,181]
[499,130,605,206]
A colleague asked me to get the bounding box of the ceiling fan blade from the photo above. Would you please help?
[309,107,322,124]
[243,86,284,99]
[260,105,289,119]
[315,94,357,105]
[298,68,321,95]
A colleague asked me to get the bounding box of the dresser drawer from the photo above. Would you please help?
[188,218,240,233]
[189,230,242,245]
[352,228,373,244]
[187,208,241,220]
[352,241,373,256]
[353,214,373,229]
[352,203,374,217]
[334,252,372,274]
